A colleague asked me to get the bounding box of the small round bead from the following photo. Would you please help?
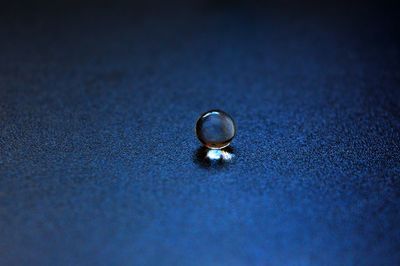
[196,110,236,149]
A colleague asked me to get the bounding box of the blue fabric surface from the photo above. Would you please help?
[0,1,399,265]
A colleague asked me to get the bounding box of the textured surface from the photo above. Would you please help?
[1,1,400,265]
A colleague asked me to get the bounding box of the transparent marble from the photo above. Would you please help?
[195,110,236,149]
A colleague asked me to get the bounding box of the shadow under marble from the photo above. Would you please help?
[193,146,236,169]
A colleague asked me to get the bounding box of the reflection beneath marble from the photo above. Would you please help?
[193,146,235,168]
[206,149,234,161]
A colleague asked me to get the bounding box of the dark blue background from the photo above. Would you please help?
[1,1,399,265]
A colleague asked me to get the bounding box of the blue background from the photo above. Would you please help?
[1,1,399,265]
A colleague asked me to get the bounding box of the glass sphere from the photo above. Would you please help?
[196,110,236,149]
